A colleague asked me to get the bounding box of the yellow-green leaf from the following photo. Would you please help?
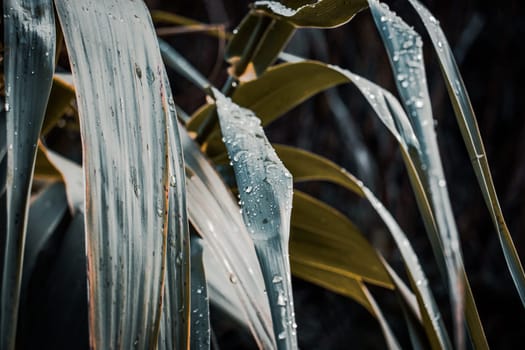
[253,0,368,28]
[290,260,375,314]
[290,190,393,289]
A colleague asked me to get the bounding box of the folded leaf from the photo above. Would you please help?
[253,0,368,28]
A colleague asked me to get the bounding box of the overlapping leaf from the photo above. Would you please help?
[181,129,275,349]
[54,1,188,348]
[1,2,56,348]
[213,89,297,349]
[408,0,525,309]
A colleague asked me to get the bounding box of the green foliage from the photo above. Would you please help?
[1,0,523,349]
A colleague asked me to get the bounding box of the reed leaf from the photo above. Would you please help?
[213,89,297,349]
[408,0,525,309]
[181,129,275,348]
[54,0,188,348]
[1,2,55,348]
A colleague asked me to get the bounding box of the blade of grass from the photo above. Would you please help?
[54,1,186,348]
[408,0,525,308]
[368,2,471,347]
[181,128,275,348]
[1,2,56,348]
[212,89,297,349]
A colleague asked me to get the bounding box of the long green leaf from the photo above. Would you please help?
[291,190,392,288]
[213,89,297,349]
[190,61,348,155]
[253,0,368,28]
[408,0,525,308]
[1,2,56,348]
[181,129,275,348]
[368,1,468,347]
[54,1,186,348]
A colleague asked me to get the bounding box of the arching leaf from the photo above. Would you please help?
[1,2,55,348]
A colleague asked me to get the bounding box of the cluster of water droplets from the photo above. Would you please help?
[213,89,298,347]
[253,0,311,18]
[214,89,293,241]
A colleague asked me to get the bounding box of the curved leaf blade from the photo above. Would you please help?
[1,1,56,348]
[197,61,349,155]
[213,90,297,349]
[274,144,365,196]
[291,190,392,288]
[292,259,374,313]
[408,0,525,309]
[54,1,182,348]
[253,0,368,28]
[181,129,275,348]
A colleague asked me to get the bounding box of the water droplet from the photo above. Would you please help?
[414,99,424,108]
[403,40,413,49]
[277,293,287,306]
[245,185,253,194]
[229,274,238,284]
[233,150,249,162]
[438,179,446,187]
[196,288,202,294]
[278,331,286,340]
[272,275,283,284]
[4,103,10,112]
[169,175,176,187]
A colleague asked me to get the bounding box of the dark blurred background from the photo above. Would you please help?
[147,0,525,348]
